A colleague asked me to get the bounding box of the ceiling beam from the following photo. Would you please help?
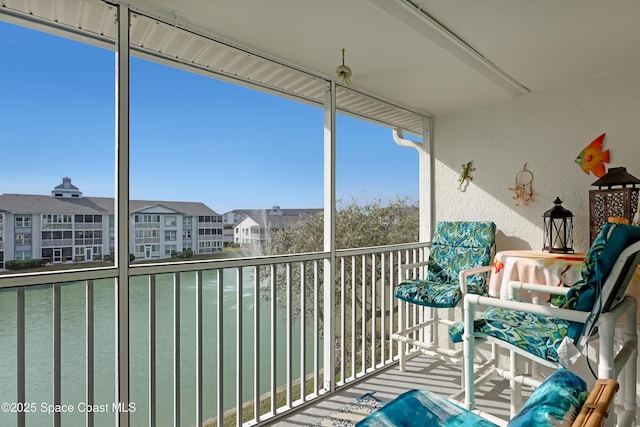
[368,0,530,96]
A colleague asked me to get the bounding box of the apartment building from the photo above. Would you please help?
[0,177,223,268]
[232,205,322,249]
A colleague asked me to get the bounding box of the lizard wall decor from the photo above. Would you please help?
[458,161,475,190]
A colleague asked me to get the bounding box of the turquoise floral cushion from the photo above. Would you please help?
[450,222,640,361]
[395,221,496,308]
[559,223,640,341]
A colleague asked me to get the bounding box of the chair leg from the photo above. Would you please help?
[509,351,521,418]
[398,299,406,371]
[463,299,475,410]
[622,301,637,426]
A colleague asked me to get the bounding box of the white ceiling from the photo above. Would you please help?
[128,0,640,117]
[3,0,640,120]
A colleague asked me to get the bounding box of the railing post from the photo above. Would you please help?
[323,81,336,393]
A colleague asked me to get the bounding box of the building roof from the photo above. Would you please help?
[0,194,219,216]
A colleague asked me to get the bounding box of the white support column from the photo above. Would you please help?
[115,4,131,427]
[420,117,433,243]
[323,81,336,393]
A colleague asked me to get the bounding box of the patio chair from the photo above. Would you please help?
[391,221,496,371]
[455,222,640,427]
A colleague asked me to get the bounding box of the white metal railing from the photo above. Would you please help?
[0,241,428,427]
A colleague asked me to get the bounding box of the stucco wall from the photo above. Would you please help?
[433,66,640,254]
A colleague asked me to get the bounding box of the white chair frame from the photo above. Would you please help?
[460,240,640,427]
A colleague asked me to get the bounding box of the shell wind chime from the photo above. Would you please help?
[335,48,353,85]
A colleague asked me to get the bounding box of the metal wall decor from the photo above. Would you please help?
[589,167,640,244]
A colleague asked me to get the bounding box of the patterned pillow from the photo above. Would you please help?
[507,368,587,426]
[355,388,498,427]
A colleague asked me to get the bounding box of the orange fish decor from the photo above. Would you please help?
[575,133,610,178]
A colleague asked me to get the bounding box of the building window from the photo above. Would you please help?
[183,216,192,226]
[15,216,32,227]
[165,244,177,256]
[165,216,177,227]
[15,233,32,245]
[43,214,73,225]
[134,214,161,223]
[15,250,32,261]
[182,230,191,239]
[165,230,177,241]
[198,241,217,253]
[198,215,222,223]
[74,215,102,223]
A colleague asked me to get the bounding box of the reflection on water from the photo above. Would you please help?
[0,268,321,427]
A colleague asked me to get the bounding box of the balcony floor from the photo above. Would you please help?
[271,355,514,426]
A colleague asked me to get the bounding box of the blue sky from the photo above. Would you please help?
[0,20,419,213]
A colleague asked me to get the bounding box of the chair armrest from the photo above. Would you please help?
[507,281,572,300]
[464,294,590,324]
[572,378,619,427]
[459,265,493,295]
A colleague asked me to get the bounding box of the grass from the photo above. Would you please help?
[204,375,322,426]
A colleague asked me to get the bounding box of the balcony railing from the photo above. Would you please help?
[0,241,428,427]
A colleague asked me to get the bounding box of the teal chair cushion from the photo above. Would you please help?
[355,388,497,427]
[450,307,570,362]
[395,221,496,308]
[508,368,587,426]
[356,369,587,427]
[450,222,640,361]
[559,222,640,341]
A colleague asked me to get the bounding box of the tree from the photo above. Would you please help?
[262,197,419,375]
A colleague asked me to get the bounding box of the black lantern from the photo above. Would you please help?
[543,197,574,253]
[589,167,640,244]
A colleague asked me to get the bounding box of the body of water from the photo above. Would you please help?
[0,268,321,426]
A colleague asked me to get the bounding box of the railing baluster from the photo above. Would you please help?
[380,252,386,365]
[300,262,306,402]
[269,265,277,416]
[17,287,25,427]
[339,257,345,383]
[253,266,260,423]
[149,275,156,427]
[285,262,292,408]
[86,280,94,427]
[350,256,356,378]
[361,255,366,374]
[236,267,243,427]
[389,251,395,362]
[195,270,203,427]
[216,269,224,425]
[53,283,61,427]
[173,273,181,427]
[371,254,376,370]
[313,260,320,393]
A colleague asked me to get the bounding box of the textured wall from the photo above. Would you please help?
[433,66,640,254]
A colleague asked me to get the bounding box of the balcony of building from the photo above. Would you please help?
[2,1,640,427]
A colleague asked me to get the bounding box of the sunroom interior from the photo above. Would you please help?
[2,0,640,426]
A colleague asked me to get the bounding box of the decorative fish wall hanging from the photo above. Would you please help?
[575,133,610,178]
